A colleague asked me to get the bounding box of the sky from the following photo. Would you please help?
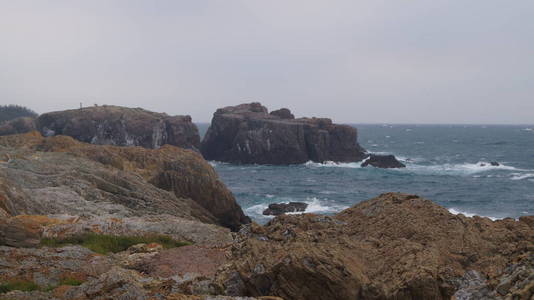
[1,1,533,124]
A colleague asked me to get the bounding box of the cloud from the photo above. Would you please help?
[0,0,532,123]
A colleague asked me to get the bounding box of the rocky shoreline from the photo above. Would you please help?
[0,105,532,299]
[0,191,532,299]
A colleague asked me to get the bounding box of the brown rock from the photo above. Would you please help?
[0,132,249,230]
[136,245,227,279]
[222,193,534,300]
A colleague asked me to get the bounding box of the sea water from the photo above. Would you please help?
[197,124,534,224]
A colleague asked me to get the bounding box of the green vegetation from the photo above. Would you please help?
[0,277,86,294]
[0,279,40,293]
[58,278,84,286]
[40,233,190,254]
[0,105,38,123]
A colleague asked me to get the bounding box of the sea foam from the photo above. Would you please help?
[404,162,519,176]
[448,208,500,221]
[245,197,349,220]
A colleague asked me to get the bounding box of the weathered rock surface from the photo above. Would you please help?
[262,202,308,216]
[42,214,233,248]
[0,132,249,230]
[361,154,406,168]
[35,105,200,150]
[221,193,534,300]
[0,117,36,136]
[0,240,280,300]
[201,103,367,165]
[0,193,532,300]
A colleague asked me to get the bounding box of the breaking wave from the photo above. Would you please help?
[244,197,349,220]
[403,162,520,176]
[448,208,500,221]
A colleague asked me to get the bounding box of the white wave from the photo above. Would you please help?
[287,197,349,215]
[304,160,362,168]
[448,208,500,221]
[265,194,275,198]
[245,204,275,219]
[208,161,230,167]
[245,197,349,218]
[522,128,533,132]
[510,173,534,180]
[404,161,519,175]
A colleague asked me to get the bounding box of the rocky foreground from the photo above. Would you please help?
[201,103,367,164]
[1,191,532,299]
[0,131,532,299]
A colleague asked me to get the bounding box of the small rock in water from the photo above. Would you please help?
[490,161,500,166]
[361,154,406,169]
[263,202,308,216]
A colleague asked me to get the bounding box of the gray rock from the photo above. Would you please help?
[201,103,367,165]
[262,202,308,216]
[361,154,406,168]
[36,105,200,150]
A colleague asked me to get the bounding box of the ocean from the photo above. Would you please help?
[197,123,534,224]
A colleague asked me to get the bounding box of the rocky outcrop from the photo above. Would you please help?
[262,202,308,216]
[221,193,533,300]
[201,103,367,165]
[0,192,532,299]
[0,117,36,136]
[0,213,279,300]
[35,105,200,150]
[0,132,249,231]
[361,154,406,168]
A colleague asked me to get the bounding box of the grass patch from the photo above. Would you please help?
[40,233,190,254]
[0,280,40,294]
[58,278,84,286]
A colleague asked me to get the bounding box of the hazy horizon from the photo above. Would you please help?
[1,1,533,124]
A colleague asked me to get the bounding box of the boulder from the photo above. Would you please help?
[36,105,200,150]
[0,132,250,231]
[361,154,406,168]
[262,202,308,216]
[222,193,533,300]
[201,103,367,164]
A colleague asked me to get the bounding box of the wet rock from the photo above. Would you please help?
[262,202,308,216]
[201,103,367,165]
[361,154,406,168]
[36,105,200,150]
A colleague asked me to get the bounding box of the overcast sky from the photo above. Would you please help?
[1,1,533,124]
